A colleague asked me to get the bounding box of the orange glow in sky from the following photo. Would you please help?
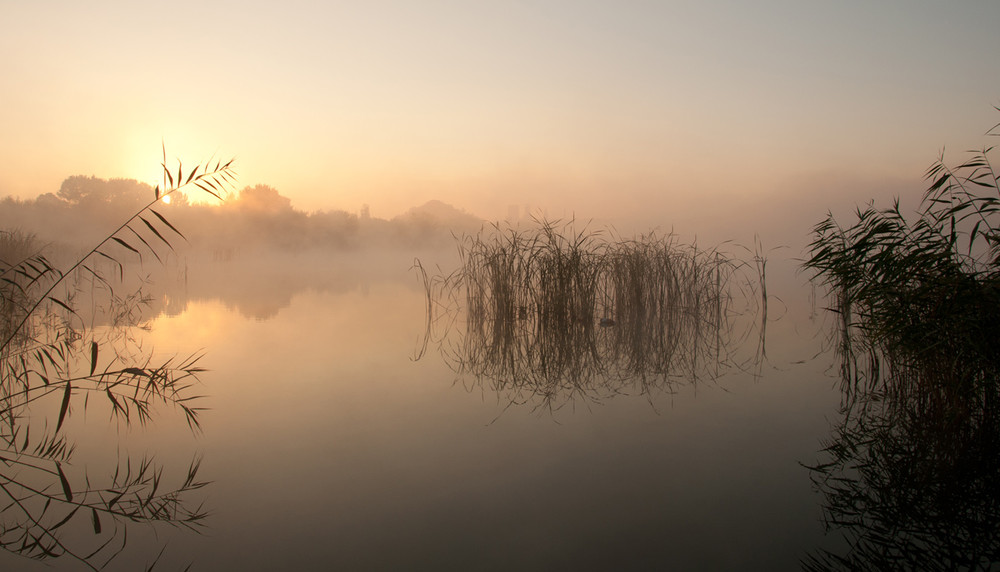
[2,1,999,226]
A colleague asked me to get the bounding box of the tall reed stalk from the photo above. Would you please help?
[0,150,235,569]
[805,118,1000,423]
[802,113,1000,570]
[417,219,765,411]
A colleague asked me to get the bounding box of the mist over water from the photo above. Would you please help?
[3,0,999,565]
[0,159,993,570]
[92,255,843,570]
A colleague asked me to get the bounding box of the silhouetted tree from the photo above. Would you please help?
[230,184,292,213]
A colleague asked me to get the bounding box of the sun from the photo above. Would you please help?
[161,194,172,205]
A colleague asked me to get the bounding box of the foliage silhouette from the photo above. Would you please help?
[805,114,1000,407]
[0,150,236,570]
[803,113,1000,569]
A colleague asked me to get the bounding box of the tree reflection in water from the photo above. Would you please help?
[415,220,767,412]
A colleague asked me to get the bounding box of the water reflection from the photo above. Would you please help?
[1,235,209,570]
[416,222,767,411]
[804,352,1000,569]
[144,249,426,321]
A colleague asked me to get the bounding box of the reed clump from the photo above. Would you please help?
[0,230,43,348]
[803,115,1000,569]
[805,118,1000,423]
[418,219,763,410]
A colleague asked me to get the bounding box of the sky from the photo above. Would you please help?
[2,1,999,238]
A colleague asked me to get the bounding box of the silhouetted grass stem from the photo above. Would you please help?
[420,219,764,409]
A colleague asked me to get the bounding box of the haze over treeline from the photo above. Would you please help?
[0,175,485,256]
[0,163,946,271]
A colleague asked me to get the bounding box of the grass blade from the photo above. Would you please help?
[56,382,71,432]
[56,461,73,502]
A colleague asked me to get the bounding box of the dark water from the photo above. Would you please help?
[1,254,850,571]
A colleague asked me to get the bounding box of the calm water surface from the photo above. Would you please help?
[2,255,845,571]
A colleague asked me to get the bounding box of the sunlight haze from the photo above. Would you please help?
[2,1,999,230]
[4,3,1000,569]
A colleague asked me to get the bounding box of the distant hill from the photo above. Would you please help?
[398,199,481,223]
[394,200,483,235]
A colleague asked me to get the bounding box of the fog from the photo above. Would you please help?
[1,176,486,251]
[0,154,985,570]
[2,166,931,251]
[0,164,934,330]
[4,0,1000,566]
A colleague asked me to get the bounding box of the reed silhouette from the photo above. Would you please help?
[806,115,1000,429]
[0,149,235,569]
[803,113,1000,569]
[416,219,767,412]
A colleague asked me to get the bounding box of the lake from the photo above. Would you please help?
[1,246,851,571]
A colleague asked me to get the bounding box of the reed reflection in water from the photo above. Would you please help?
[132,280,833,571]
[0,147,234,571]
[416,220,767,411]
[803,349,1000,570]
[802,134,1000,569]
[0,248,210,570]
